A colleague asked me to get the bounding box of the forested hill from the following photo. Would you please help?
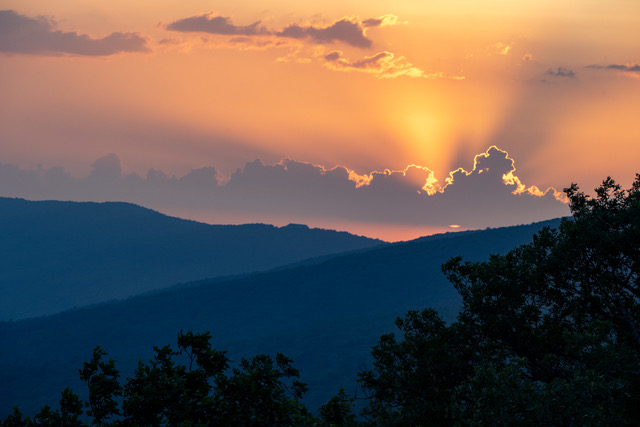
[0,197,382,320]
[0,217,561,417]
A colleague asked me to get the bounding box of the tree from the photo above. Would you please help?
[59,388,84,427]
[2,332,315,426]
[123,331,313,425]
[2,389,85,427]
[213,353,313,426]
[2,407,30,427]
[359,175,640,425]
[122,331,229,425]
[445,175,640,423]
[318,387,357,426]
[358,309,471,426]
[78,346,122,425]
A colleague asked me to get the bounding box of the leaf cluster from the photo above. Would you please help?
[357,175,640,425]
[2,331,316,426]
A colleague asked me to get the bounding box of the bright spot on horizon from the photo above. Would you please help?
[449,224,462,229]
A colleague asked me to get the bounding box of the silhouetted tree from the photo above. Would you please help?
[359,175,640,425]
[318,387,357,426]
[2,407,29,427]
[78,346,121,425]
[213,353,312,426]
[122,331,229,425]
[1,331,315,426]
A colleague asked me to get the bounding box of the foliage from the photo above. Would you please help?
[79,346,122,424]
[1,389,84,427]
[213,353,312,426]
[357,309,471,425]
[318,387,357,426]
[358,175,640,425]
[2,331,314,426]
[122,331,229,425]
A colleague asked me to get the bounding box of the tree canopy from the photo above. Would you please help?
[358,175,640,425]
[2,331,316,426]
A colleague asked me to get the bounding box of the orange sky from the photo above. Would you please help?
[1,1,639,240]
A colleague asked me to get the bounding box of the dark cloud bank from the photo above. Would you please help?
[276,19,372,48]
[546,67,575,78]
[324,50,390,69]
[0,148,568,232]
[166,13,379,49]
[586,63,640,74]
[0,10,148,56]
[166,14,267,36]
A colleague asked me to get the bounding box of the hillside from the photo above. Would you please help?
[0,217,562,416]
[0,198,383,320]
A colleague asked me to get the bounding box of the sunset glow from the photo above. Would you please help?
[1,0,639,240]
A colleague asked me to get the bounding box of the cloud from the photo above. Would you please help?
[443,146,562,198]
[0,147,568,235]
[158,38,181,46]
[164,12,440,79]
[490,42,512,56]
[90,153,122,180]
[226,36,288,50]
[0,10,149,56]
[545,67,575,78]
[166,13,267,36]
[361,14,399,28]
[167,13,393,49]
[252,146,566,229]
[586,63,640,75]
[277,18,372,48]
[323,50,464,80]
[323,50,423,78]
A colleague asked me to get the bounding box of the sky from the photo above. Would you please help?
[1,1,639,241]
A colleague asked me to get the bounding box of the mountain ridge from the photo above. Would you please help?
[0,197,383,320]
[0,216,562,416]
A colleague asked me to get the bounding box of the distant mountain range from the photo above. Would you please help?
[0,201,562,416]
[0,197,382,320]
